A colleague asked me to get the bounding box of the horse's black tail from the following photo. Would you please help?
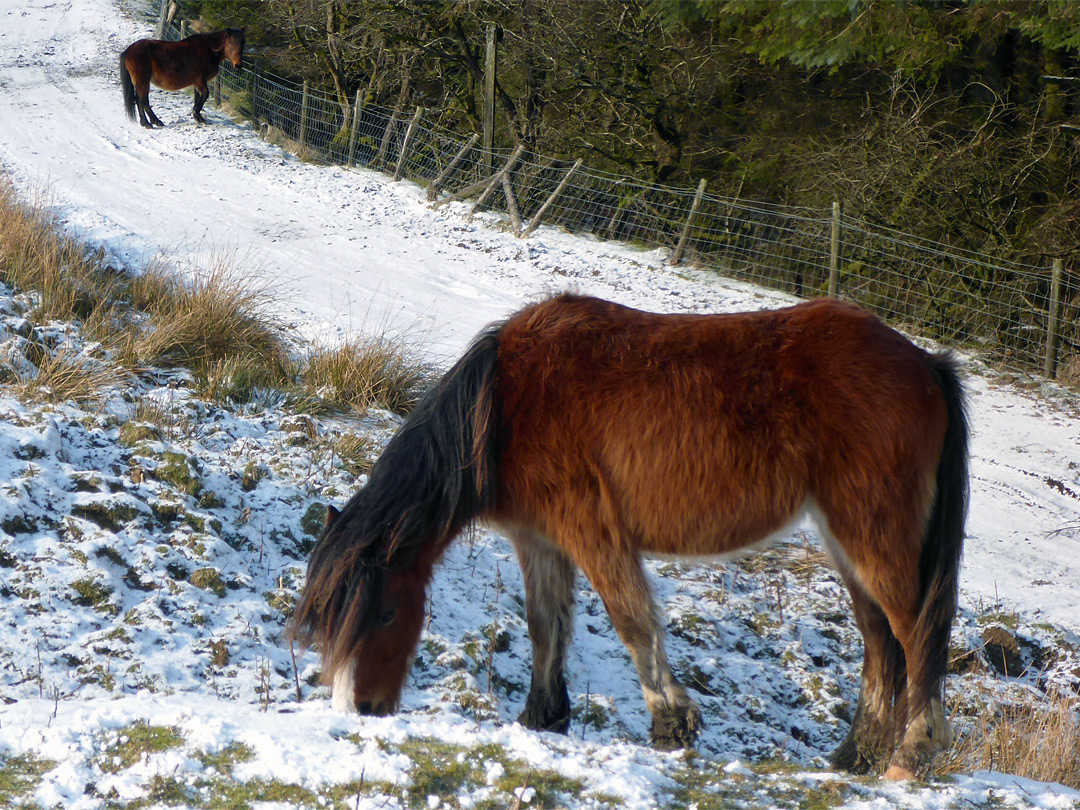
[909,353,969,709]
[289,327,502,675]
[120,50,136,121]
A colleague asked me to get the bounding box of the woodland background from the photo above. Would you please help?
[190,0,1080,269]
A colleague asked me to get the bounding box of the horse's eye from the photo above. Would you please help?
[380,610,396,627]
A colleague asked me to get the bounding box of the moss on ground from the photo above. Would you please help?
[0,752,55,809]
[97,721,185,774]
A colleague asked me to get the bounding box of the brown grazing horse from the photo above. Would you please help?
[120,28,245,128]
[290,294,968,781]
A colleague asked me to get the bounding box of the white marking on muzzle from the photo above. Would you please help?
[330,659,356,713]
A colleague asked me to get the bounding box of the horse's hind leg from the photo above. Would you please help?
[823,505,951,779]
[828,567,906,774]
[511,532,576,733]
[135,84,164,128]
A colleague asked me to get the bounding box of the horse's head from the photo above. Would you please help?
[310,505,433,717]
[340,558,430,715]
[224,28,245,70]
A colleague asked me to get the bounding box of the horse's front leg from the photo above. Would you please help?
[192,82,209,124]
[511,531,576,733]
[573,536,700,749]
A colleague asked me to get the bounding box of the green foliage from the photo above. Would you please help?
[151,451,203,499]
[194,741,255,776]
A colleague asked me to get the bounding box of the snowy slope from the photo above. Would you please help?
[0,1,1079,808]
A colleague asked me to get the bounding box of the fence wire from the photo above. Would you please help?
[171,20,1076,385]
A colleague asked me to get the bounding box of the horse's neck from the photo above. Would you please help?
[205,31,228,60]
[191,30,227,50]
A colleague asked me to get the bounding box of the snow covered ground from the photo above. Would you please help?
[0,0,1078,808]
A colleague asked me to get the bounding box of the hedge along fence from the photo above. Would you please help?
[177,20,1076,386]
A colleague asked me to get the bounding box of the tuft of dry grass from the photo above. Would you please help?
[332,431,378,477]
[0,180,296,404]
[18,345,123,404]
[301,336,432,415]
[0,179,125,328]
[938,688,1080,789]
[128,258,295,395]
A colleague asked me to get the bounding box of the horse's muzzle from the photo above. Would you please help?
[356,701,392,717]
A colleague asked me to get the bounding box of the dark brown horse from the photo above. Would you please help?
[120,28,245,128]
[290,294,968,780]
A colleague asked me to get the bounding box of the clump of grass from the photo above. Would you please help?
[395,738,586,810]
[128,258,295,396]
[1,178,438,415]
[70,576,117,615]
[149,451,203,499]
[190,567,227,597]
[333,431,377,476]
[0,179,126,328]
[15,347,115,403]
[301,336,432,415]
[938,689,1080,788]
[195,741,254,776]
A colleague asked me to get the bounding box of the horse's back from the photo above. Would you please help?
[493,295,948,555]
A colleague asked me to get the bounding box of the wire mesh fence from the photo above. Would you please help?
[168,17,1077,386]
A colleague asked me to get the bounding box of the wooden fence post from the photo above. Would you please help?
[670,178,707,266]
[1045,258,1064,378]
[298,80,310,151]
[430,144,523,210]
[375,109,400,169]
[428,133,480,201]
[347,89,363,167]
[522,159,582,237]
[394,106,425,181]
[155,0,168,38]
[179,19,188,40]
[828,201,842,297]
[470,145,524,215]
[249,67,258,125]
[503,171,523,234]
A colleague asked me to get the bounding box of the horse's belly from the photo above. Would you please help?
[151,72,190,91]
[634,496,815,559]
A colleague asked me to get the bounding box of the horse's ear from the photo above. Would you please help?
[325,504,341,531]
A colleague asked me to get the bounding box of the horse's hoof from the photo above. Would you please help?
[885,746,935,781]
[517,690,571,734]
[883,765,916,781]
[650,705,702,750]
[518,707,570,734]
[828,729,891,774]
